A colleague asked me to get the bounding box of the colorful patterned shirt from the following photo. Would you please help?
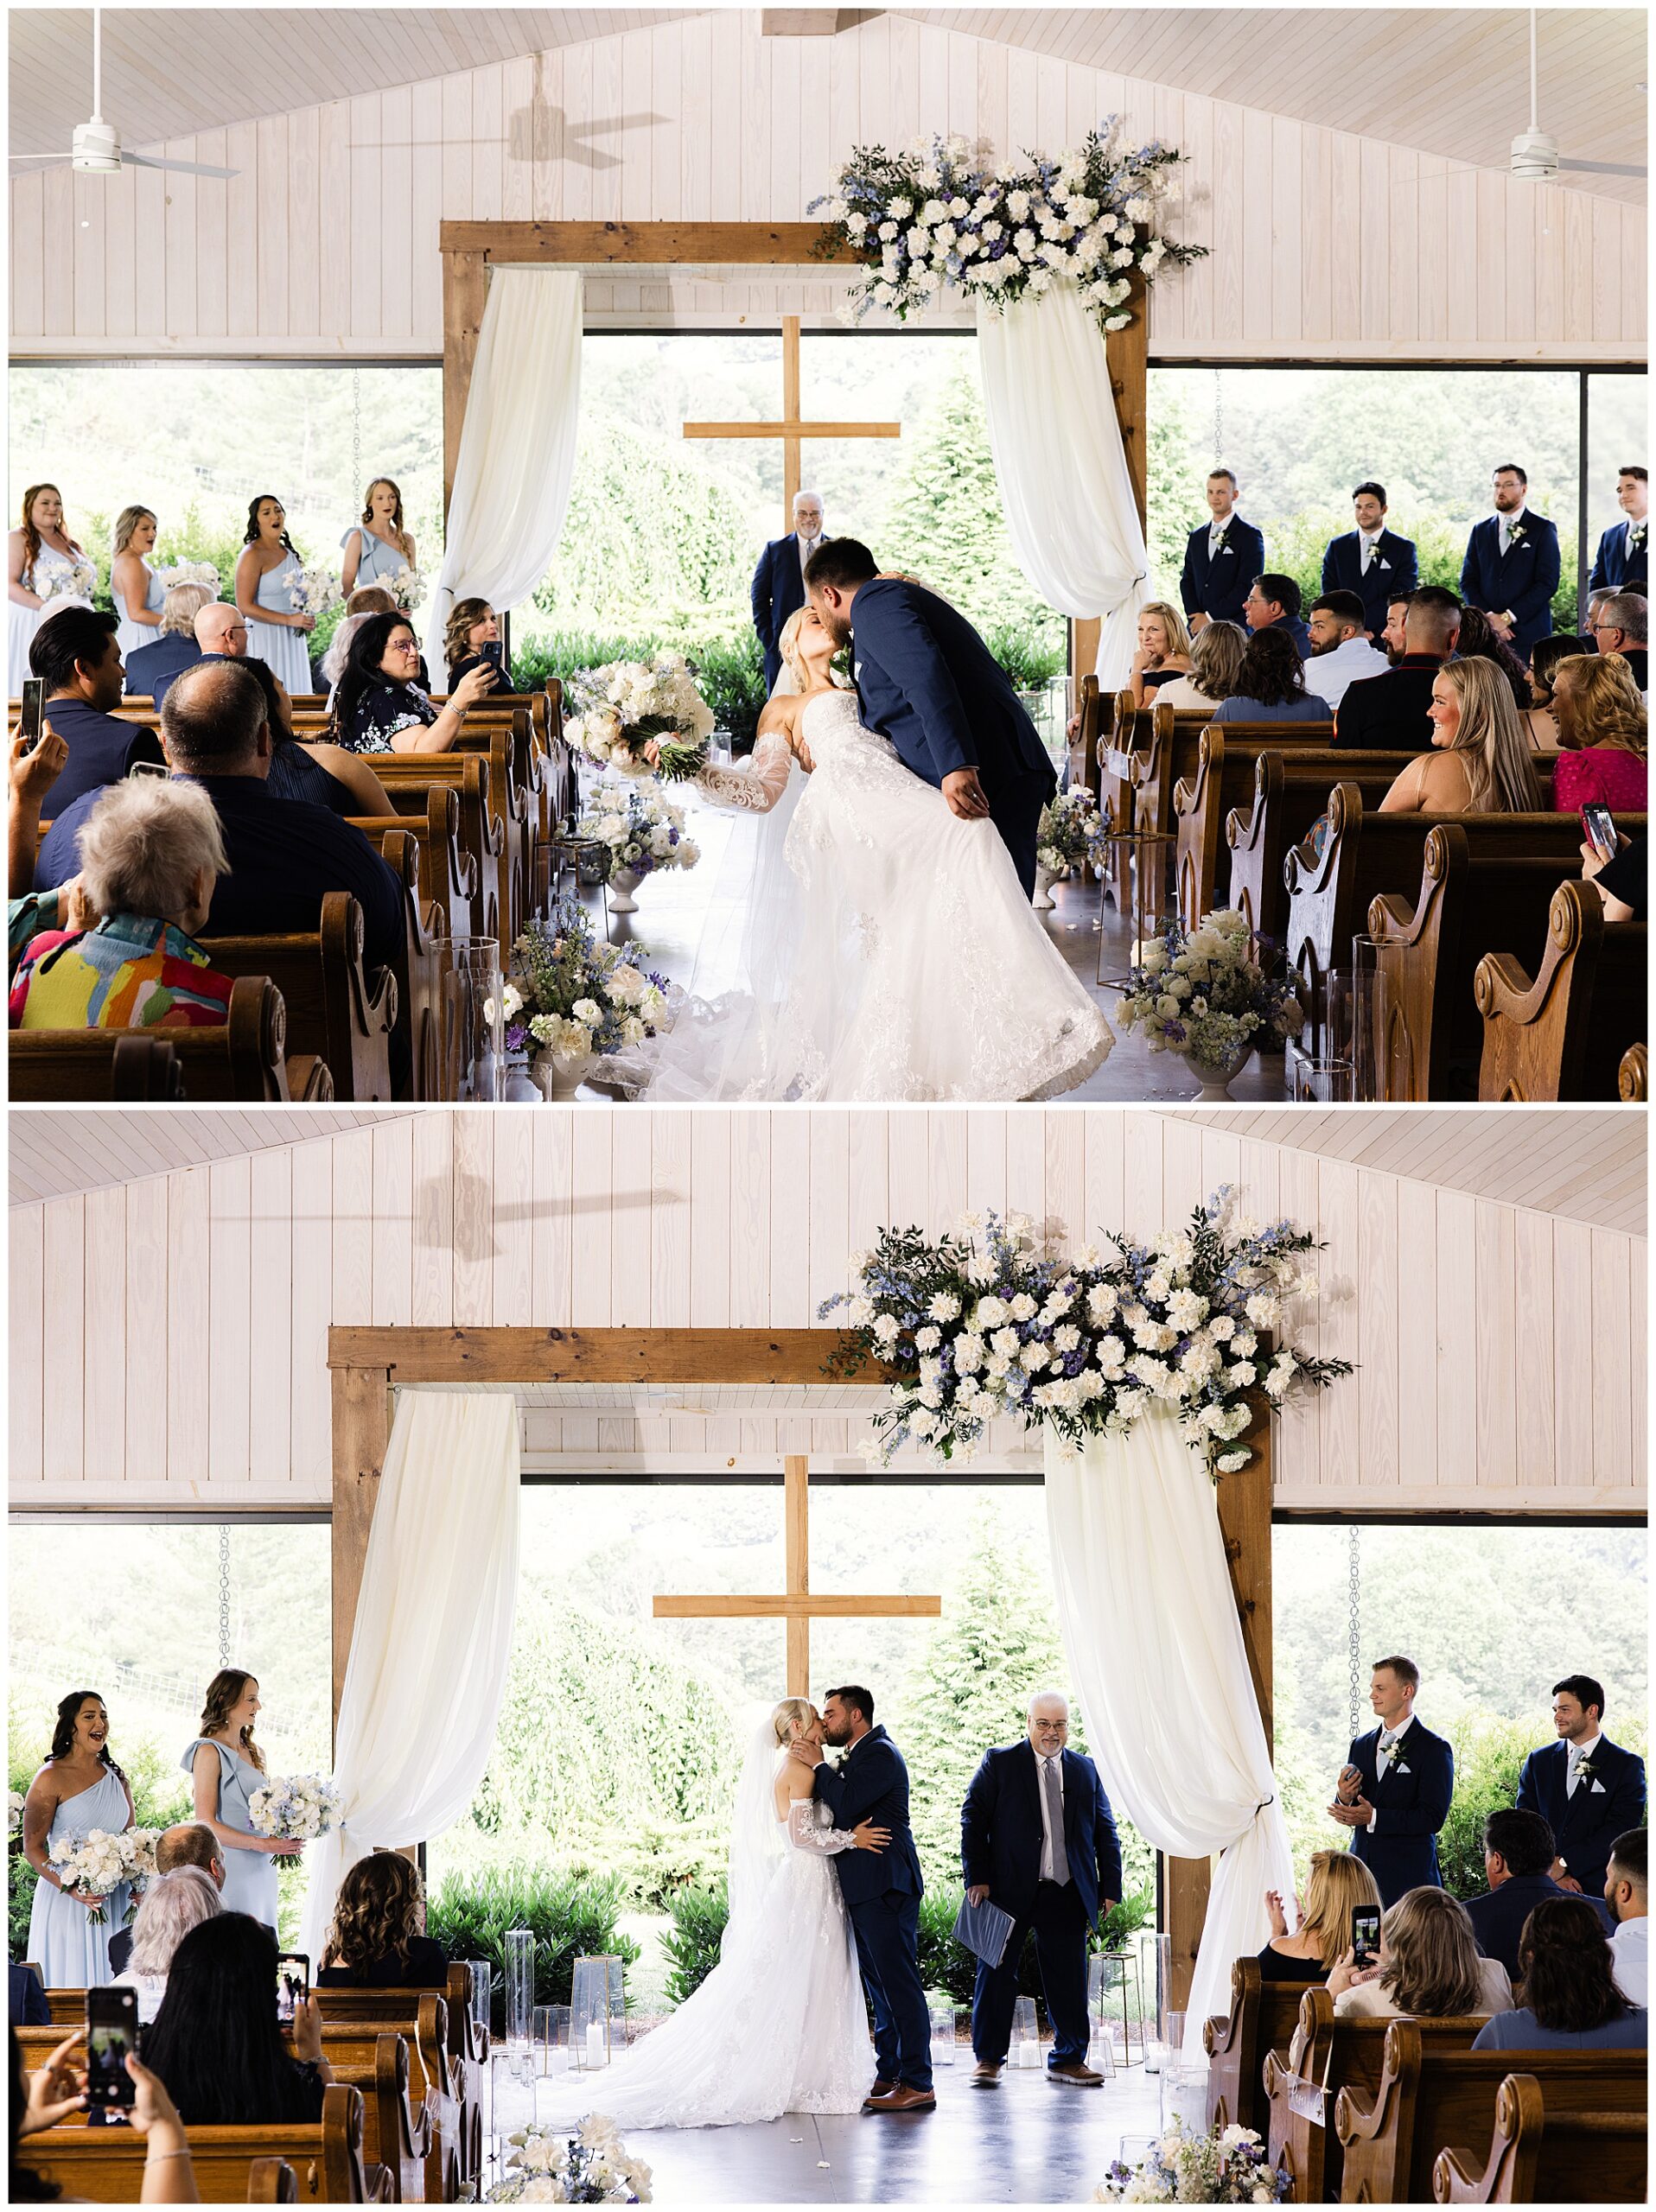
[10,912,234,1030]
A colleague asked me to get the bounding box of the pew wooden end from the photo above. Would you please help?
[1475,879,1649,1102]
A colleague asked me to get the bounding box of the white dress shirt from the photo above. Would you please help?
[1035,1750,1066,1880]
[1497,505,1528,553]
[1208,518,1232,557]
[1566,1731,1603,1796]
[1357,528,1385,573]
[1609,1916,1647,2007]
[796,531,823,576]
[1367,1721,1411,1831]
[1308,634,1392,707]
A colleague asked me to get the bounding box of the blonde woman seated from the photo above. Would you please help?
[1256,1850,1382,1981]
[110,1866,221,2024]
[1150,620,1246,710]
[1379,658,1545,816]
[1328,1885,1512,2021]
[1128,601,1194,708]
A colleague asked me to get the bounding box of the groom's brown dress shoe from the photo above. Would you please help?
[868,2079,896,2097]
[864,2085,937,2112]
[1048,2061,1105,2088]
[972,2059,1002,2084]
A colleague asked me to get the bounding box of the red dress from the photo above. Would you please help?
[1552,746,1647,812]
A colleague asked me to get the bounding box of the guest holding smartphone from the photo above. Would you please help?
[182,1671,299,1934]
[443,597,510,694]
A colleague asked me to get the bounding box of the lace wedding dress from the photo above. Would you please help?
[641,687,1114,1101]
[538,1733,874,2130]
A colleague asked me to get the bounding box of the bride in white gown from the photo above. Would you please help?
[638,607,1113,1102]
[539,1700,882,2130]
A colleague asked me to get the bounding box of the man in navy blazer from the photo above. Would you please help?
[1328,1656,1454,1906]
[1462,1808,1611,1983]
[961,1692,1121,2087]
[793,1685,933,2111]
[1243,574,1312,658]
[1589,467,1648,593]
[9,1961,48,2025]
[1459,464,1562,660]
[29,604,163,819]
[1322,483,1418,639]
[806,539,1055,899]
[1516,1672,1647,1898]
[750,491,830,691]
[1180,469,1265,631]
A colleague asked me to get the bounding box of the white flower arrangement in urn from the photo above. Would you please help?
[488,2113,653,2203]
[1034,785,1106,907]
[576,785,700,912]
[1117,909,1302,1098]
[1098,2120,1290,2202]
[564,652,717,780]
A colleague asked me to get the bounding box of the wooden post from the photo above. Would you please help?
[780,315,802,528]
[1165,1392,1273,2012]
[331,1365,392,1748]
[442,249,488,524]
[785,1454,810,1695]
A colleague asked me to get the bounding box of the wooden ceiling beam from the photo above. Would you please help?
[328,1324,884,1384]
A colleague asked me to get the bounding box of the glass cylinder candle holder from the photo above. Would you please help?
[504,1928,534,2052]
[927,1992,957,2066]
[465,1959,493,2044]
[1011,1994,1042,2069]
[570,1955,626,2072]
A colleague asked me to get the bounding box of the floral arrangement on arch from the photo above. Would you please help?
[576,785,701,881]
[488,2114,653,2203]
[1098,2120,1289,2203]
[819,1191,1353,1472]
[812,120,1204,335]
[1037,785,1106,879]
[1118,911,1302,1071]
[505,896,671,1066]
[286,567,344,621]
[247,1772,343,1867]
[564,653,717,780]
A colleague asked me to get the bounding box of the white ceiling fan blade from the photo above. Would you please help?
[1556,157,1647,177]
[123,151,239,179]
[8,154,68,164]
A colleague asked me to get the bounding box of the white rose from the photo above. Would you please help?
[928,1292,961,1322]
[571,998,602,1027]
[871,1313,901,1345]
[915,1325,941,1352]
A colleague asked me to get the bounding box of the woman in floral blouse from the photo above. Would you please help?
[327,609,494,755]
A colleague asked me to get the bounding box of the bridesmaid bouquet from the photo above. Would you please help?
[247,1773,343,1866]
[286,569,344,620]
[576,786,701,880]
[156,560,220,593]
[1098,2119,1288,2202]
[45,1828,133,1924]
[489,2116,653,2203]
[9,1791,25,1847]
[385,564,427,613]
[39,560,96,605]
[564,653,716,780]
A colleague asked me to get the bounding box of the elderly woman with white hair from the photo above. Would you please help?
[9,776,234,1030]
[109,1866,223,2023]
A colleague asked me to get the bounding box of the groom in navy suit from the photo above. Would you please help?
[1459,464,1562,660]
[1328,1655,1455,1906]
[1516,1673,1647,1898]
[793,1684,934,2112]
[961,1691,1121,2087]
[805,539,1055,899]
[1322,483,1418,639]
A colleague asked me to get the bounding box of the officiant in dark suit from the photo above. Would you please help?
[1328,1655,1454,1906]
[1179,469,1264,631]
[1459,464,1562,659]
[750,490,829,691]
[1516,1673,1647,1898]
[960,1691,1121,2088]
[1322,484,1418,639]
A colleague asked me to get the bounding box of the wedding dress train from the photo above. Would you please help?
[641,687,1114,1101]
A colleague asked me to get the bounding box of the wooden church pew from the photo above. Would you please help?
[372,828,448,1102]
[1432,2070,1649,2204]
[315,1970,485,2197]
[1619,1040,1647,1100]
[1262,1988,1487,2203]
[1334,2024,1645,2204]
[348,786,477,945]
[1474,877,1650,1102]
[1202,1956,1318,2139]
[1226,751,1407,950]
[9,1027,182,1100]
[22,2082,386,2203]
[311,2033,430,2204]
[8,976,331,1103]
[199,893,398,1103]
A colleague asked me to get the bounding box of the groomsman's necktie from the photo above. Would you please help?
[1499,517,1512,555]
[1566,1744,1583,1796]
[1361,537,1374,573]
[1041,1758,1070,1885]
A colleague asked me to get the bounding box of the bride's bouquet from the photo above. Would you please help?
[247,1772,343,1866]
[489,2116,653,2203]
[38,559,97,606]
[385,563,426,613]
[46,1828,136,1924]
[1098,2120,1288,2202]
[576,786,701,881]
[1116,910,1301,1072]
[564,653,717,781]
[286,567,344,622]
[1036,786,1106,880]
[506,898,671,1068]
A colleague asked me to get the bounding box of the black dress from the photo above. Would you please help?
[1254,1942,1325,1982]
[447,651,517,695]
[316,1936,449,1990]
[342,679,439,755]
[266,737,358,817]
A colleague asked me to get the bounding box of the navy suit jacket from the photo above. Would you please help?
[750,534,824,683]
[1516,1737,1646,1895]
[1460,513,1562,655]
[1590,519,1648,594]
[37,696,164,820]
[960,1740,1123,1929]
[1322,529,1419,637]
[1463,1872,1612,1984]
[1345,1717,1454,1904]
[1180,517,1264,626]
[9,1961,49,2024]
[812,1725,925,1907]
[123,632,205,707]
[1255,612,1313,660]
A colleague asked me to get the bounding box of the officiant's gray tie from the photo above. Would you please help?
[1041,1758,1070,1885]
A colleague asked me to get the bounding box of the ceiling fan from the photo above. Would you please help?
[8,9,239,179]
[1509,7,1646,181]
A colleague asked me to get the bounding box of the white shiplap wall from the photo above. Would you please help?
[9,11,1645,359]
[7,1107,1644,1516]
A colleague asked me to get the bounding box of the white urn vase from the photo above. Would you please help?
[1033,865,1060,912]
[608,866,644,914]
[1187,1044,1253,1102]
[532,1050,594,1102]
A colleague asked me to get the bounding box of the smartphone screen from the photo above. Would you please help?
[86,1986,139,2108]
[277,1951,309,2026]
[1581,804,1618,864]
[18,676,45,753]
[1352,1906,1381,1968]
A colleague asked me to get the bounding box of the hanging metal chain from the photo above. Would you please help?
[352,368,363,505]
[1213,367,1225,469]
[218,1526,232,1671]
[1347,1526,1362,1742]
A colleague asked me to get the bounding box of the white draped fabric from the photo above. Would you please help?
[424,267,583,670]
[975,283,1150,695]
[299,1391,521,1964]
[1042,1415,1294,2061]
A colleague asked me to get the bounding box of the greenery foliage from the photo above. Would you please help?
[660,1878,729,2005]
[424,1865,641,2030]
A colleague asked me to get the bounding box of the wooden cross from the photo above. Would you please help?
[683,314,901,531]
[652,1455,941,1696]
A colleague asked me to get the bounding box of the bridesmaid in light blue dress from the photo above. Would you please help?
[111,505,166,659]
[22,1691,134,1987]
[182,1669,301,1932]
[341,478,417,605]
[8,484,92,696]
[235,493,314,696]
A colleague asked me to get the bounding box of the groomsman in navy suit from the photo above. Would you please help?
[1322,483,1418,639]
[1516,1673,1647,1899]
[1589,467,1648,593]
[750,490,829,691]
[1328,1656,1454,1906]
[1459,464,1562,660]
[962,1692,1122,2088]
[1179,470,1265,632]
